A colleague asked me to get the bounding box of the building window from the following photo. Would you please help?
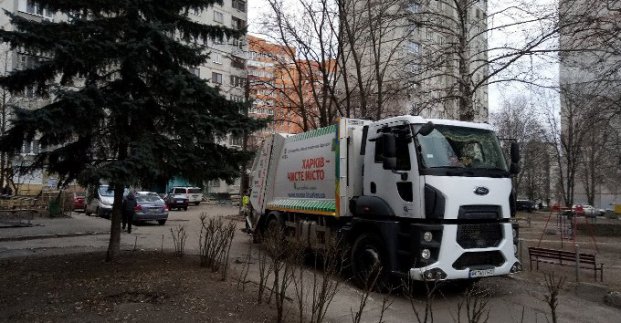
[231,17,245,30]
[21,140,39,155]
[232,37,244,49]
[231,56,245,69]
[214,11,224,23]
[212,72,223,84]
[230,136,243,146]
[212,52,222,64]
[20,0,53,18]
[406,2,420,13]
[230,95,244,103]
[230,75,245,87]
[189,66,200,77]
[232,0,247,12]
[406,41,420,54]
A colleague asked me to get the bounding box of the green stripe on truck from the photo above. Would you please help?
[267,198,336,212]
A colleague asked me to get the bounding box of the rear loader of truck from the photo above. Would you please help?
[249,116,522,285]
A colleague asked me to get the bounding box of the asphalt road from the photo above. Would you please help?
[1,204,619,322]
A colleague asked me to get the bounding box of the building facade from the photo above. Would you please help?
[558,0,621,208]
[187,1,249,195]
[342,0,489,121]
[0,0,60,194]
[246,35,303,140]
[0,1,249,195]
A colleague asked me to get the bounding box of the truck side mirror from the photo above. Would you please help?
[510,142,520,164]
[417,121,435,136]
[510,162,520,175]
[382,133,397,170]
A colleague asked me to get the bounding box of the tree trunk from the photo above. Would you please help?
[106,137,128,261]
[106,183,125,261]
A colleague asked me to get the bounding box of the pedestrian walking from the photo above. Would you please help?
[122,192,137,233]
[241,191,253,233]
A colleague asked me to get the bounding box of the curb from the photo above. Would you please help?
[0,231,109,242]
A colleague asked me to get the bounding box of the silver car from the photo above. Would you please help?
[134,192,169,225]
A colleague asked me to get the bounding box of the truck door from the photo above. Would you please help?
[364,124,420,218]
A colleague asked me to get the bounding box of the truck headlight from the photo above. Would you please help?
[423,232,433,242]
[421,249,431,260]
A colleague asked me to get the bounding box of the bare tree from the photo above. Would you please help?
[339,0,418,119]
[555,0,621,205]
[490,96,549,200]
[256,0,342,131]
[405,0,559,121]
[541,85,606,206]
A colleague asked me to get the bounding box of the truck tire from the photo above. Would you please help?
[351,233,389,290]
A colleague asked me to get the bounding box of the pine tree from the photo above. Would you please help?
[0,0,264,260]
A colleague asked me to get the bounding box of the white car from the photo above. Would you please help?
[169,187,203,205]
[571,204,605,217]
[85,185,128,218]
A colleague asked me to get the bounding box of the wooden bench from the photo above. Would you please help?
[528,247,603,282]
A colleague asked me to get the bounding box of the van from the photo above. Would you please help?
[85,185,128,218]
[170,187,203,205]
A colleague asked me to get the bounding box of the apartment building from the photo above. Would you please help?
[246,36,303,141]
[343,0,489,121]
[0,0,59,193]
[0,1,249,195]
[188,1,249,195]
[558,0,621,208]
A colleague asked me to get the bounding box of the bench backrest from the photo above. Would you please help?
[528,247,595,264]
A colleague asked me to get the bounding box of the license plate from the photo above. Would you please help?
[176,199,183,203]
[469,268,495,278]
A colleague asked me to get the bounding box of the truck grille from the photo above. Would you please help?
[456,223,503,249]
[452,251,505,270]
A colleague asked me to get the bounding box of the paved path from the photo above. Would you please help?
[0,204,619,322]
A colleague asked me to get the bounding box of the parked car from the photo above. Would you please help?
[164,193,189,211]
[169,186,203,205]
[72,192,86,211]
[85,185,128,218]
[516,199,536,213]
[571,204,605,217]
[134,191,169,225]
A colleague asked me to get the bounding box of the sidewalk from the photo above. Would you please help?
[0,213,110,241]
[0,213,128,259]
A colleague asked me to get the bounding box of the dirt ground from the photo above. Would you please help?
[517,210,621,289]
[1,209,620,322]
[0,251,276,323]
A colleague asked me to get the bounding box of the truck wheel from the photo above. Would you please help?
[351,233,389,290]
[158,220,167,225]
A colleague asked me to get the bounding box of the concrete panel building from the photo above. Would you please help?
[342,0,489,121]
[558,0,621,208]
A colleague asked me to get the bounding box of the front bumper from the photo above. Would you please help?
[409,223,520,281]
[135,212,168,221]
[98,205,113,217]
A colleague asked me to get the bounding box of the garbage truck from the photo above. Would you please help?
[248,115,522,284]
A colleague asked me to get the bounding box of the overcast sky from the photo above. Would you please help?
[246,0,560,115]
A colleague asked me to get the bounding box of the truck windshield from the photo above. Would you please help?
[415,125,509,177]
